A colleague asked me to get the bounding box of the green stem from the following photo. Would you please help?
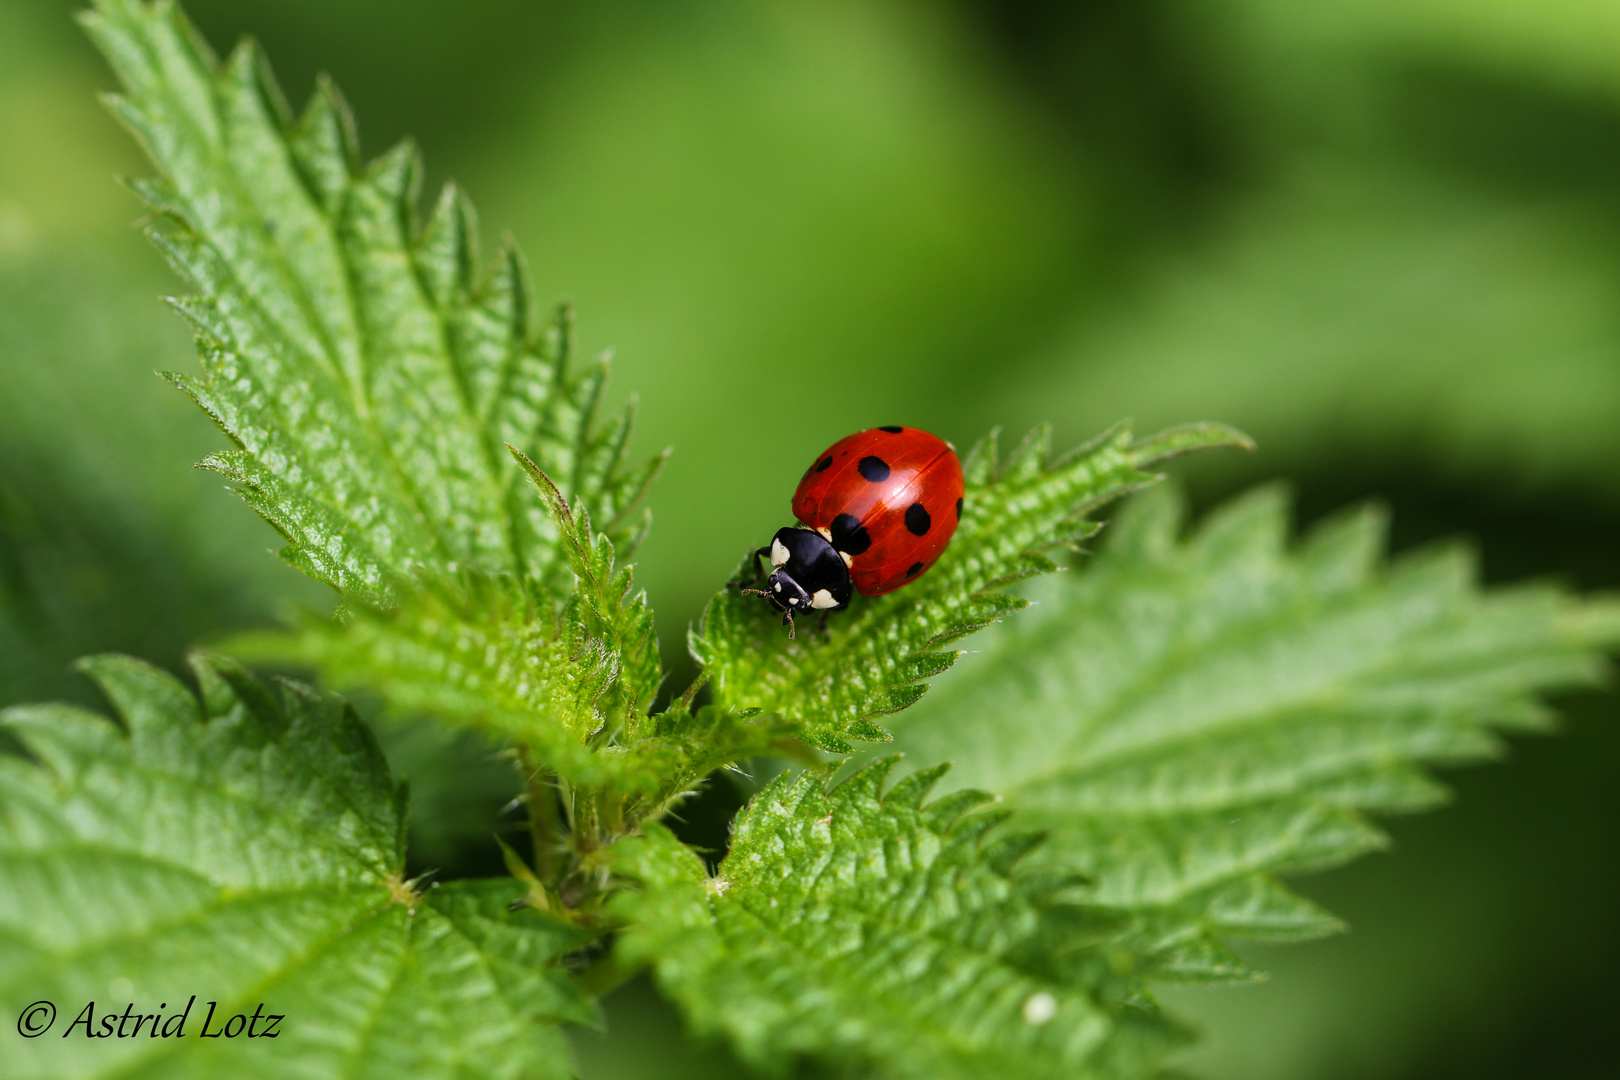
[574,793,602,859]
[518,745,562,884]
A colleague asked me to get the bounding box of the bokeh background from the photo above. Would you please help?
[4,1,1620,1077]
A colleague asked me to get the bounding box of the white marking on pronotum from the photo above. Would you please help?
[771,538,791,566]
[810,589,839,610]
[1022,992,1057,1025]
[814,526,833,542]
[839,551,854,568]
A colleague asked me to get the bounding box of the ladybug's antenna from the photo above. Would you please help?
[739,587,796,638]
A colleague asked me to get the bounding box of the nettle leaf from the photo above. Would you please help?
[692,422,1252,752]
[511,448,661,738]
[611,758,1187,1080]
[0,654,594,1080]
[887,484,1620,978]
[83,0,663,762]
[233,454,663,791]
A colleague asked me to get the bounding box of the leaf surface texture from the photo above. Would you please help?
[85,0,663,771]
[613,758,1186,1080]
[887,484,1620,972]
[0,654,593,1080]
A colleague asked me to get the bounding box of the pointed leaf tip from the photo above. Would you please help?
[1135,421,1257,464]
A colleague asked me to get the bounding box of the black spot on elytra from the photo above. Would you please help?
[955,497,963,520]
[830,513,871,555]
[906,561,925,578]
[858,456,890,482]
[878,425,903,433]
[814,456,833,473]
[904,502,931,536]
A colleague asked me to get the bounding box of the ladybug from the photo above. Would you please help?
[736,425,965,636]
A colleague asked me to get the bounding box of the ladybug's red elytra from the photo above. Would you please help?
[735,425,965,636]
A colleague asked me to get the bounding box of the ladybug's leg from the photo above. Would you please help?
[815,610,831,638]
[728,546,773,590]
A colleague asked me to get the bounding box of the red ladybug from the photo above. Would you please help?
[736,425,965,635]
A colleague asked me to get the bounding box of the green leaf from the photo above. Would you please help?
[610,758,1188,1080]
[509,448,661,738]
[886,483,1620,976]
[0,654,595,1080]
[231,455,664,795]
[233,571,631,788]
[81,0,663,760]
[235,456,790,815]
[691,422,1253,752]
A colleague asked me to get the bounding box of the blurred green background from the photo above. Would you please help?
[4,1,1620,1077]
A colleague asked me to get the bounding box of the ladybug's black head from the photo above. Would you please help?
[745,527,852,634]
[764,568,813,613]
